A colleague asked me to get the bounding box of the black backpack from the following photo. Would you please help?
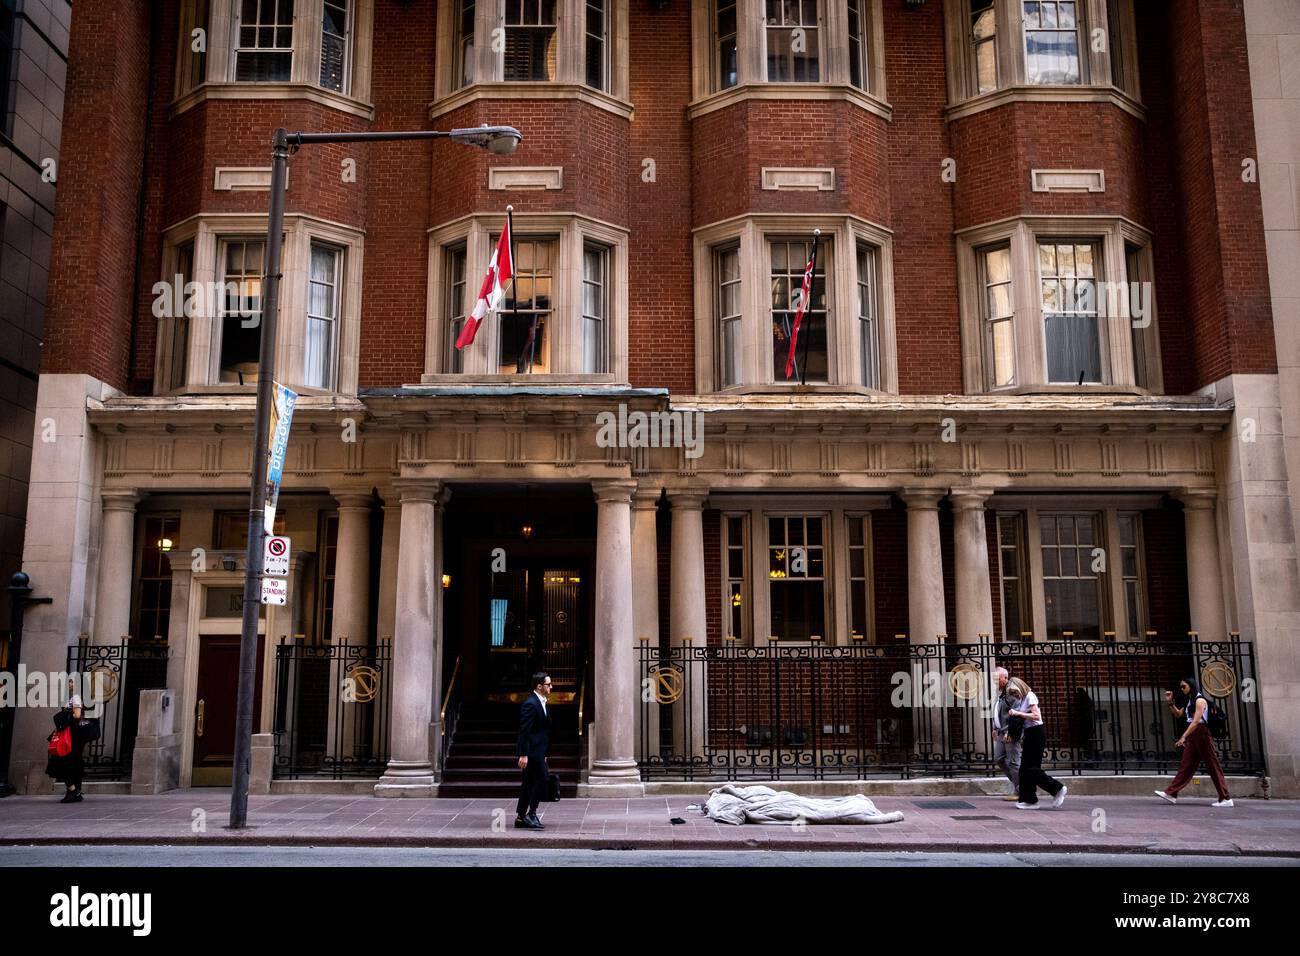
[1204,699,1228,738]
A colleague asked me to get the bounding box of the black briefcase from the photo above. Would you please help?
[545,772,561,802]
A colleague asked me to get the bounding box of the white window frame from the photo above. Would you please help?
[305,240,345,390]
[1021,0,1084,87]
[319,0,355,95]
[764,0,824,83]
[942,0,1141,116]
[232,0,297,84]
[173,0,375,119]
[433,0,631,117]
[690,0,888,120]
[956,215,1161,394]
[155,213,365,395]
[693,213,898,394]
[989,495,1159,642]
[424,212,629,383]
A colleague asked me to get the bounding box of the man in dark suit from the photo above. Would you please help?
[515,672,552,830]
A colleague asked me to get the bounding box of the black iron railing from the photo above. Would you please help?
[272,638,392,779]
[66,639,171,781]
[637,637,1265,781]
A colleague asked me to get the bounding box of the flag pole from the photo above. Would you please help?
[800,229,821,387]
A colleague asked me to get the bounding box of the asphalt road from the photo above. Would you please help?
[2,845,1296,866]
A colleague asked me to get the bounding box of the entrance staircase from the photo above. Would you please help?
[439,702,581,799]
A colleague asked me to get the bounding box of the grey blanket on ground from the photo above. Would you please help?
[698,785,906,826]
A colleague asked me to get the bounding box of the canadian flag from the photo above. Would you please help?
[455,217,514,350]
[785,239,819,379]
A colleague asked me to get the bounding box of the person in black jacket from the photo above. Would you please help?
[515,672,553,830]
[46,695,98,803]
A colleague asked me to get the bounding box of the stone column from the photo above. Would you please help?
[585,478,643,794]
[630,488,662,762]
[430,485,451,771]
[375,478,440,797]
[901,489,947,642]
[669,490,708,761]
[1176,489,1228,639]
[328,492,372,762]
[92,491,140,647]
[950,489,994,644]
[901,488,949,756]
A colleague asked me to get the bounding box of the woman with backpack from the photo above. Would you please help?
[1155,677,1233,807]
[45,695,99,803]
[1006,678,1067,810]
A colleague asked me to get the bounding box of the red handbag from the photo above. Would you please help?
[48,727,72,757]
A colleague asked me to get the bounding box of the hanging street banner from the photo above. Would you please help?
[264,382,299,535]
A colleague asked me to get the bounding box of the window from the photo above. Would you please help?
[715,0,738,90]
[856,242,879,388]
[970,0,996,94]
[305,243,342,389]
[997,513,1029,640]
[178,0,211,95]
[770,237,827,383]
[1040,513,1104,639]
[504,0,558,82]
[0,0,13,137]
[723,514,750,642]
[321,0,351,93]
[766,0,820,82]
[499,237,555,373]
[317,511,339,644]
[979,244,1015,388]
[160,242,195,393]
[1126,242,1155,390]
[1117,512,1145,639]
[768,515,826,641]
[234,0,295,82]
[581,243,609,373]
[1039,240,1102,384]
[444,243,468,374]
[585,0,608,91]
[135,515,180,643]
[847,0,867,90]
[216,510,284,550]
[846,514,871,641]
[716,244,743,388]
[217,238,265,384]
[455,0,475,88]
[1022,0,1081,85]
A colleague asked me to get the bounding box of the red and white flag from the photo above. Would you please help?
[785,239,819,379]
[455,216,514,350]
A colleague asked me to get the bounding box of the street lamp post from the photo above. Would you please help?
[228,124,522,829]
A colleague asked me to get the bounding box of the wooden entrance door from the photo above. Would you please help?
[192,633,265,786]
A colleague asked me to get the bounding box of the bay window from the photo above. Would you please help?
[695,215,897,393]
[427,213,629,382]
[957,217,1161,393]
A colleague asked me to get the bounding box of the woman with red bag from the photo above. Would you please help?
[45,695,99,803]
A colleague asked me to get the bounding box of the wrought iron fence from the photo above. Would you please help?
[272,638,392,779]
[637,637,1265,781]
[66,639,171,781]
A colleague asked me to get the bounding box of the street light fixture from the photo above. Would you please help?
[228,122,522,829]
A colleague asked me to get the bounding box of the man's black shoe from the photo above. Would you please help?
[527,813,546,829]
[514,816,543,830]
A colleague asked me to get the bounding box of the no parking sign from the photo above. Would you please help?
[263,535,291,576]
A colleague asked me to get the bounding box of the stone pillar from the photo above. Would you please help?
[430,485,451,771]
[585,478,643,794]
[1176,488,1228,639]
[92,491,140,647]
[901,489,947,642]
[901,488,949,756]
[669,490,708,761]
[950,489,994,644]
[375,478,441,797]
[328,492,372,762]
[630,488,662,762]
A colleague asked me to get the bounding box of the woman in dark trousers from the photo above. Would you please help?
[1155,677,1233,807]
[46,695,97,803]
[1008,678,1068,810]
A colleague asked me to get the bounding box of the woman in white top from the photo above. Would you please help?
[1006,678,1067,810]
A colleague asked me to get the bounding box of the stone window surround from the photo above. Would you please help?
[429,0,632,121]
[955,214,1162,396]
[171,0,376,121]
[713,493,890,647]
[989,493,1156,641]
[155,212,366,396]
[688,0,890,122]
[692,213,899,395]
[423,211,630,384]
[941,0,1142,122]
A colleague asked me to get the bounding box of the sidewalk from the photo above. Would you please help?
[1,791,1297,856]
